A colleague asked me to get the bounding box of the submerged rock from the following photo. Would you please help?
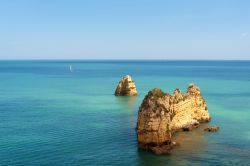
[115,75,138,96]
[204,125,219,132]
[137,84,211,154]
[182,122,200,132]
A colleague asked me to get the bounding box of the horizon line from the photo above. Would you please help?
[0,59,250,61]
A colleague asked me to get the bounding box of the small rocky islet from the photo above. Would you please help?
[115,75,218,154]
[115,75,138,96]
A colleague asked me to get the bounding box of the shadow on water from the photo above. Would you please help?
[137,123,211,166]
[171,124,209,154]
[114,96,137,110]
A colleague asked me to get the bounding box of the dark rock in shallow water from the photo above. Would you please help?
[204,125,220,132]
[150,142,180,155]
[182,122,200,132]
[139,141,180,155]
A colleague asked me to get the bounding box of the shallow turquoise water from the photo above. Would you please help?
[0,60,250,166]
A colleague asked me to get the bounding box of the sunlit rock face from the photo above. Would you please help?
[137,88,173,154]
[137,84,210,154]
[115,75,138,96]
[170,83,210,131]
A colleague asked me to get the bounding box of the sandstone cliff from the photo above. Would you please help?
[115,75,138,96]
[137,84,210,154]
[137,88,174,154]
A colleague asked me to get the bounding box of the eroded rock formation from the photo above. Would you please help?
[115,75,138,96]
[137,83,210,154]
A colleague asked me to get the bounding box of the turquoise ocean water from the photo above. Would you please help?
[0,60,250,166]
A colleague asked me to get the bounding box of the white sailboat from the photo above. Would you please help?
[69,65,73,72]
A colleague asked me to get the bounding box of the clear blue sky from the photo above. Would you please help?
[0,0,249,60]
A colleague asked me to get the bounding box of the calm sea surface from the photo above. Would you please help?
[0,60,250,166]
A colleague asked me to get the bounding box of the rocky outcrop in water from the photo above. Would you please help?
[115,75,138,96]
[204,125,219,132]
[137,84,210,154]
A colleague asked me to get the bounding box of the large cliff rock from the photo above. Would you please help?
[137,88,174,154]
[115,75,138,96]
[137,84,210,154]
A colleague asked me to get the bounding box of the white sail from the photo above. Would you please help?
[70,65,73,72]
